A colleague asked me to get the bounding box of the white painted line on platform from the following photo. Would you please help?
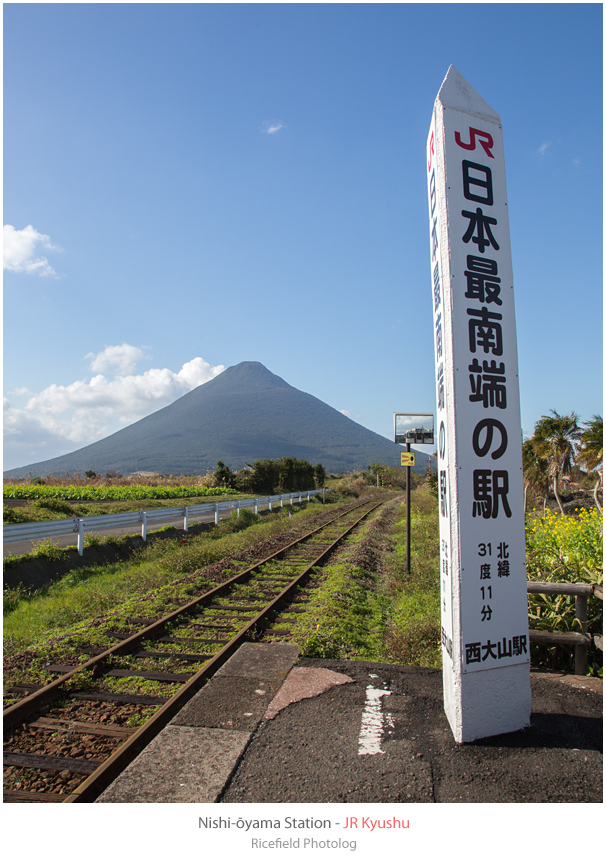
[358,685,391,755]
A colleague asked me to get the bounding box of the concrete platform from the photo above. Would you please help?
[96,643,300,803]
[96,644,602,804]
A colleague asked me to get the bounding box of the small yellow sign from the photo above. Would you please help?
[401,452,415,467]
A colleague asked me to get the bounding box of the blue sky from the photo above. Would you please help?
[3,2,603,472]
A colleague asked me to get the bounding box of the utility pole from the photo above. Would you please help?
[406,441,411,576]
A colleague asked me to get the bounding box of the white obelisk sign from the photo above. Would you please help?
[427,66,531,742]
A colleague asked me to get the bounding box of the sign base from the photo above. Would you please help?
[444,662,531,743]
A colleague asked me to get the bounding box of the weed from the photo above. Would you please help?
[384,618,441,667]
[3,505,31,524]
[294,563,389,660]
[125,707,159,727]
[3,584,32,616]
[383,491,441,667]
[2,502,340,657]
[30,538,64,561]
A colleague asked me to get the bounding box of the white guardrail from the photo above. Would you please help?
[4,489,325,556]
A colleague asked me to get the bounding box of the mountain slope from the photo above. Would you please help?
[4,361,426,477]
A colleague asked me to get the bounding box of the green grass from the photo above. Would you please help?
[293,563,390,660]
[9,483,598,679]
[382,487,441,668]
[2,501,329,657]
[283,490,442,666]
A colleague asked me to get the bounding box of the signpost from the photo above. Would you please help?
[427,66,531,742]
[394,413,433,577]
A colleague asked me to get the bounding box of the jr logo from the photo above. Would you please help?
[455,127,494,158]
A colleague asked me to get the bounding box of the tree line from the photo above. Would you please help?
[523,411,603,513]
[213,457,326,496]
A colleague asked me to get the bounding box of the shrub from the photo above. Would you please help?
[526,507,602,581]
[3,505,30,524]
[526,507,602,673]
[35,498,77,515]
[30,538,65,561]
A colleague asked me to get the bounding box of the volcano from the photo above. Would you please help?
[4,361,427,477]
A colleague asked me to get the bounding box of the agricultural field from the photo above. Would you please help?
[3,475,240,526]
[3,484,237,501]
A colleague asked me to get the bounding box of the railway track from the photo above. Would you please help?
[3,497,385,803]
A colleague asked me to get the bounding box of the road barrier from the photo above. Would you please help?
[3,489,326,556]
[528,581,603,675]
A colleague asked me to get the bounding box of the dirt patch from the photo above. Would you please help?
[530,488,601,515]
[3,533,152,593]
[345,496,402,573]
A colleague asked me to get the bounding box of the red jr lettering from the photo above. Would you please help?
[455,127,494,158]
[428,131,435,172]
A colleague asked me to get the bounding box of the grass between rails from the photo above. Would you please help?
[2,502,329,660]
[288,487,603,674]
[2,491,443,690]
[290,563,391,660]
[4,486,602,690]
[285,489,441,667]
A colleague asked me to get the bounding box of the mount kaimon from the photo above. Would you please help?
[5,362,429,478]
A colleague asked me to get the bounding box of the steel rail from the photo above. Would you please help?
[59,499,383,801]
[3,498,373,730]
[63,498,383,802]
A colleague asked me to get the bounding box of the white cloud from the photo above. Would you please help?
[340,409,363,421]
[537,141,551,157]
[3,224,61,277]
[3,348,226,470]
[262,120,286,134]
[86,343,147,376]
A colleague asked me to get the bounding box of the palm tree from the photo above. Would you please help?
[577,414,603,512]
[532,410,582,514]
[522,437,549,513]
